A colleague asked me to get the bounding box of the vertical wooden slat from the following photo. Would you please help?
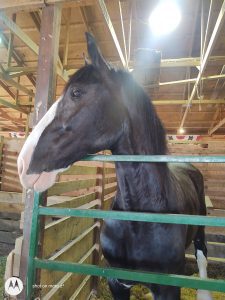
[0,136,4,191]
[91,156,106,293]
[18,5,62,300]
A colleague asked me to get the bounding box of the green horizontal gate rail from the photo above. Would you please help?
[27,155,225,299]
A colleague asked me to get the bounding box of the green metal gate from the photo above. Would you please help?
[27,155,225,299]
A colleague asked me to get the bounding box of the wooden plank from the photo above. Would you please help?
[62,165,99,175]
[41,237,95,294]
[0,231,21,244]
[0,201,24,213]
[69,275,91,300]
[0,219,20,231]
[0,97,28,114]
[0,191,21,203]
[0,0,95,11]
[49,192,97,208]
[48,178,98,196]
[104,183,117,195]
[187,242,225,259]
[1,170,20,180]
[13,237,23,277]
[1,176,21,186]
[43,217,94,258]
[42,247,94,299]
[0,211,21,220]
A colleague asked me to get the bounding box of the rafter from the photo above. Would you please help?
[0,98,28,114]
[30,11,41,31]
[63,8,71,66]
[0,80,15,99]
[79,6,92,33]
[0,11,68,82]
[0,108,25,127]
[0,0,95,11]
[145,74,225,88]
[0,69,34,97]
[1,33,36,87]
[160,56,225,68]
[180,0,225,129]
[208,65,225,132]
[208,116,225,135]
[153,99,225,105]
[97,0,126,68]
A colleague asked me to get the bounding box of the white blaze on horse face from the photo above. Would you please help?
[17,97,65,192]
[196,250,212,300]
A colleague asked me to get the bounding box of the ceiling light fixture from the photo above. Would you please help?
[149,0,181,36]
[178,127,185,134]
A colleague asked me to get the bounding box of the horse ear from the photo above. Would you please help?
[85,32,109,70]
[83,52,90,66]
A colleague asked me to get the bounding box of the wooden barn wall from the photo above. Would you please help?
[39,160,116,299]
[168,141,225,209]
[0,138,23,193]
[0,138,23,255]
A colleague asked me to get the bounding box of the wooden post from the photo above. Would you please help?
[91,154,105,295]
[0,136,4,191]
[18,5,61,300]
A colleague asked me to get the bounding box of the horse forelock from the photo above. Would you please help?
[64,65,102,92]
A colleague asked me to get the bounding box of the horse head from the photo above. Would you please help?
[17,33,126,192]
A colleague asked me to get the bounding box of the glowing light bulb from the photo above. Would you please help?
[149,0,181,36]
[178,127,185,134]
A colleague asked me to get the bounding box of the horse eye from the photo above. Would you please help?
[71,88,82,99]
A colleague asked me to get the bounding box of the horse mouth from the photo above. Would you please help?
[18,156,59,192]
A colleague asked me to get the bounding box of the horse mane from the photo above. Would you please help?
[66,65,167,155]
[112,69,167,155]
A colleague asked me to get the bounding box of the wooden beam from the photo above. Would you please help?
[6,66,37,73]
[19,98,225,106]
[63,8,71,66]
[79,6,92,33]
[0,80,15,99]
[7,14,16,67]
[0,110,25,126]
[0,98,28,114]
[0,0,94,11]
[8,71,35,78]
[0,71,34,97]
[208,65,225,131]
[146,74,225,88]
[181,0,200,100]
[0,11,68,82]
[152,99,225,105]
[180,0,225,129]
[30,11,41,31]
[1,32,36,88]
[97,0,126,67]
[19,6,62,299]
[208,116,225,135]
[0,11,39,54]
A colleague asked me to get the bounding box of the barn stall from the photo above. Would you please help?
[0,0,224,299]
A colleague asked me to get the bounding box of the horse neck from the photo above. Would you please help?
[111,108,169,212]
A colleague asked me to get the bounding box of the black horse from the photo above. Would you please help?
[18,33,212,300]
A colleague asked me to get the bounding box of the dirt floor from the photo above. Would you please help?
[90,277,225,300]
[90,261,225,300]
